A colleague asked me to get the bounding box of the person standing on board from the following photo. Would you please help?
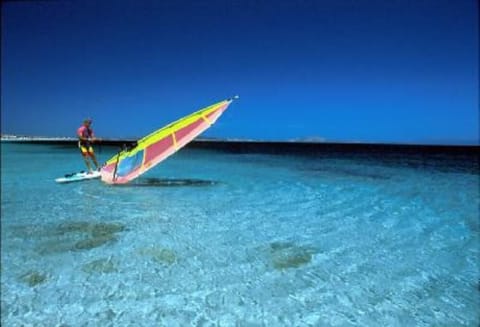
[77,118,100,172]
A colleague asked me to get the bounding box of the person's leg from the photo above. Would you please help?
[88,147,100,170]
[79,145,93,172]
[83,156,93,172]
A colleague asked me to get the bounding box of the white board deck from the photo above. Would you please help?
[55,170,101,183]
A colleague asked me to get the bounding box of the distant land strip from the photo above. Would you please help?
[1,134,478,156]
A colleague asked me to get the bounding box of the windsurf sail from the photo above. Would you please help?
[100,96,238,184]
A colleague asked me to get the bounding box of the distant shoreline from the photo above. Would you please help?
[1,136,478,155]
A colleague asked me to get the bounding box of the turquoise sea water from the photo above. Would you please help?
[1,142,479,326]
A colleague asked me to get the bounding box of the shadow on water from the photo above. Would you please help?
[116,178,220,187]
[303,166,391,180]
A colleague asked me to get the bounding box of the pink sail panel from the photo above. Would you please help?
[143,135,174,165]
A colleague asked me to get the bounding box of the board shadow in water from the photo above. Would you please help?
[117,178,220,187]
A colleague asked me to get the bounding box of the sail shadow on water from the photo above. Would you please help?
[113,177,220,187]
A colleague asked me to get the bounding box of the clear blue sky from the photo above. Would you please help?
[2,0,479,144]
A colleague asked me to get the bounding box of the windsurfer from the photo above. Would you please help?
[77,118,100,172]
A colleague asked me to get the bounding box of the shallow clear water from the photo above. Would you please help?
[1,142,479,326]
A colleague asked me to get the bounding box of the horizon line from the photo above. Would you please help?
[1,134,479,147]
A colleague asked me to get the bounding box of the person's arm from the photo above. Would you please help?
[89,129,100,142]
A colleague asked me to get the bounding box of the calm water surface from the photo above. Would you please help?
[1,142,479,326]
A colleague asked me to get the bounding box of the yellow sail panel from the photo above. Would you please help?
[101,97,237,184]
